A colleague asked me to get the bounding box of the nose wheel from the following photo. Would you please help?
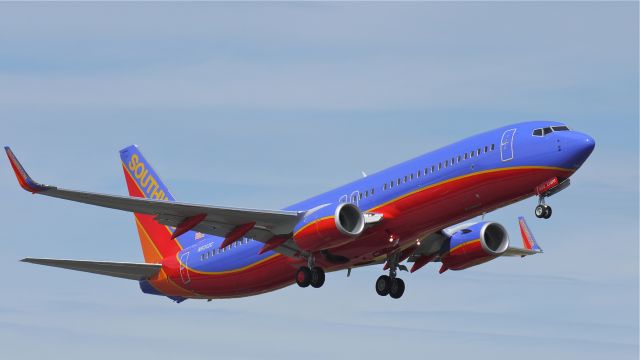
[535,196,552,219]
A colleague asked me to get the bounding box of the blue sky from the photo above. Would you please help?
[0,2,637,359]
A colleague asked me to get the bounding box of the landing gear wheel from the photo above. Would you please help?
[535,205,546,218]
[543,206,552,219]
[296,266,311,288]
[389,278,405,299]
[375,275,391,296]
[310,267,325,288]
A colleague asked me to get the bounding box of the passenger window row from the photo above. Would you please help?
[382,144,495,192]
[352,188,376,203]
[200,237,252,261]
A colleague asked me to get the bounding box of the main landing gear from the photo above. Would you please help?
[376,252,406,299]
[535,196,552,219]
[296,255,325,289]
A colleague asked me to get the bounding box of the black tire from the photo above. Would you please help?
[389,278,405,299]
[310,267,325,288]
[543,205,552,219]
[375,275,391,296]
[535,205,545,218]
[296,266,311,288]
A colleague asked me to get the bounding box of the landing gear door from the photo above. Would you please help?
[179,251,191,284]
[500,128,516,162]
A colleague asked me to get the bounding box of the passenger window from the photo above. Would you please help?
[365,190,369,197]
[416,170,421,178]
[457,155,462,162]
[477,149,481,156]
[464,153,468,160]
[359,193,363,200]
[470,151,474,158]
[371,188,375,195]
[383,183,387,190]
[431,165,435,172]
[424,168,428,176]
[484,146,488,152]
[491,144,495,151]
[409,174,413,181]
[404,176,408,183]
[438,163,442,170]
[397,178,401,186]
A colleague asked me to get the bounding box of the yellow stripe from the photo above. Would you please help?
[449,238,480,254]
[294,215,333,237]
[177,252,282,275]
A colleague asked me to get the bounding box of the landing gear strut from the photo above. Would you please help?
[535,196,552,219]
[376,251,406,299]
[296,254,325,289]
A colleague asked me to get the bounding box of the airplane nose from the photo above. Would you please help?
[564,132,595,169]
[578,133,596,157]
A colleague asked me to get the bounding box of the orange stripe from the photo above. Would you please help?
[449,239,481,254]
[121,163,183,251]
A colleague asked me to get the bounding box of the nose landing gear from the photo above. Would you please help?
[535,197,552,219]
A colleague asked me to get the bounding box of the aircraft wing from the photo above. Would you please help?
[21,258,162,280]
[5,147,305,256]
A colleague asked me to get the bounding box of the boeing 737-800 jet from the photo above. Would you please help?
[6,121,595,301]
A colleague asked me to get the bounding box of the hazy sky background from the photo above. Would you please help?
[0,2,637,359]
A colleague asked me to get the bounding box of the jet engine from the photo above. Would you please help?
[440,221,510,272]
[293,202,365,252]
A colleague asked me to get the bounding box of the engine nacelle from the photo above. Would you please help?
[441,221,509,271]
[293,202,365,252]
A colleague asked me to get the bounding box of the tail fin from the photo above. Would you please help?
[518,216,542,252]
[119,145,185,263]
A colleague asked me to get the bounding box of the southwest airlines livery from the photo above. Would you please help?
[6,121,595,301]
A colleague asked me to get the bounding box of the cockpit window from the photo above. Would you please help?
[533,125,571,137]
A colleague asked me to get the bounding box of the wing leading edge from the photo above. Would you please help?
[5,147,305,257]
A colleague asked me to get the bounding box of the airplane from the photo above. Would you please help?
[5,121,595,301]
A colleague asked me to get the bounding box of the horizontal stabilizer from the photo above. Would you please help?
[21,258,162,280]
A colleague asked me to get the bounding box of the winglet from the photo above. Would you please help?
[518,216,542,252]
[4,146,52,193]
